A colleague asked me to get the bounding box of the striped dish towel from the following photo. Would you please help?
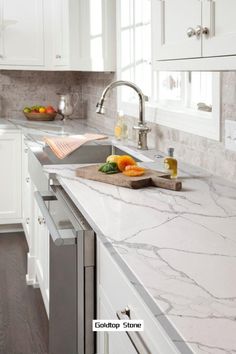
[44,133,108,159]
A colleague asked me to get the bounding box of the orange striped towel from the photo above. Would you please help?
[44,133,108,159]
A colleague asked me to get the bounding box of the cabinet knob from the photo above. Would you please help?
[187,26,209,39]
[202,26,209,36]
[38,217,45,225]
[187,27,196,38]
[56,54,62,59]
[26,218,30,225]
[187,25,201,38]
[25,177,30,183]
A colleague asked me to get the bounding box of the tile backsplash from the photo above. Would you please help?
[1,70,236,182]
[0,70,82,118]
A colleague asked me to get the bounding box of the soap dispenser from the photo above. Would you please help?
[164,147,178,178]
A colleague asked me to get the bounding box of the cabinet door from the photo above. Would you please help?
[0,133,21,221]
[0,0,44,66]
[51,0,70,67]
[202,0,236,57]
[156,0,202,60]
[77,0,116,71]
[34,202,49,316]
[22,138,31,246]
[97,292,137,354]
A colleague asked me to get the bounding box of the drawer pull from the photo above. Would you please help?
[116,307,151,354]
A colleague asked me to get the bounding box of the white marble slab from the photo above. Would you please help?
[43,162,236,354]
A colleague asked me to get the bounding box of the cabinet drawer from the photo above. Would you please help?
[97,241,180,354]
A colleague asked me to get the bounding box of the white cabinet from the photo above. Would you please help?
[155,0,236,70]
[0,0,44,67]
[156,0,202,60]
[50,0,70,67]
[50,0,116,71]
[97,240,180,354]
[34,192,50,316]
[22,137,32,246]
[202,0,236,57]
[0,0,116,71]
[0,132,22,223]
[98,291,137,354]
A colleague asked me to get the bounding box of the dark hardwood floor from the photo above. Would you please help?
[0,232,48,354]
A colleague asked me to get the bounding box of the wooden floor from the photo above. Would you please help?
[0,232,48,354]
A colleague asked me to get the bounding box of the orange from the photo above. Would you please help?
[117,155,136,171]
[39,107,46,113]
[123,165,145,177]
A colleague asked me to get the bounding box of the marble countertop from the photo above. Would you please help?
[43,160,236,354]
[2,117,236,354]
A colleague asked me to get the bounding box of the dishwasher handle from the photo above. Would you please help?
[35,191,75,246]
[116,308,151,354]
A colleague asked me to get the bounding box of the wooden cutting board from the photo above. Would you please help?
[76,164,182,191]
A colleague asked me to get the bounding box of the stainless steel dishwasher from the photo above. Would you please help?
[35,185,95,354]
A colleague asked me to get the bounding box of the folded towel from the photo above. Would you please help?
[44,133,108,159]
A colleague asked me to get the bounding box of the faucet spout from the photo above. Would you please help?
[96,80,151,150]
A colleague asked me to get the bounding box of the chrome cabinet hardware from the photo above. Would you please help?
[25,177,30,183]
[187,25,209,38]
[187,25,201,38]
[38,216,45,225]
[187,27,196,38]
[56,54,62,59]
[26,217,30,225]
[116,307,151,354]
[202,26,209,36]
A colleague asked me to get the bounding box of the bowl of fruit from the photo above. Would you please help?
[23,105,57,121]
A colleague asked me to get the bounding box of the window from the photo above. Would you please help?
[117,0,221,141]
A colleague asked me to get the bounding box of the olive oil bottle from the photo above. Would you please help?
[164,148,178,178]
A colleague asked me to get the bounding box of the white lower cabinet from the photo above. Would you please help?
[22,136,32,246]
[0,132,22,223]
[97,240,180,354]
[33,189,50,316]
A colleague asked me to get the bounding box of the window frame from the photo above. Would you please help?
[116,0,221,141]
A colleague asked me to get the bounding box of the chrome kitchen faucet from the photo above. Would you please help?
[96,80,151,150]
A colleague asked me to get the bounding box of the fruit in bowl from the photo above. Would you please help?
[23,105,57,121]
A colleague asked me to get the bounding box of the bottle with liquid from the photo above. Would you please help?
[164,147,178,178]
[114,111,128,142]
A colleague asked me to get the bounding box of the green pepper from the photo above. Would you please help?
[98,162,119,174]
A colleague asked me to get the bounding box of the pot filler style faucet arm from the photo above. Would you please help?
[96,80,151,150]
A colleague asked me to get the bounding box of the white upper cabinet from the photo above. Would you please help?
[51,0,70,67]
[0,0,44,67]
[202,0,236,57]
[155,0,236,70]
[50,0,116,71]
[157,0,202,60]
[0,0,116,71]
